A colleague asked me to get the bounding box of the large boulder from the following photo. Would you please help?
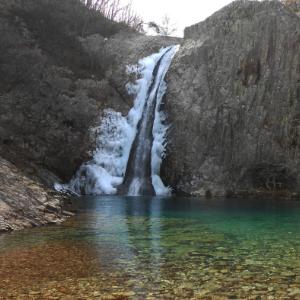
[163,0,300,196]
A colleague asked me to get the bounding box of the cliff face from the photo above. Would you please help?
[163,1,300,196]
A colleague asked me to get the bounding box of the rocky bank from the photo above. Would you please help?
[0,157,70,231]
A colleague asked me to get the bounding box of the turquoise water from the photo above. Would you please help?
[1,196,300,299]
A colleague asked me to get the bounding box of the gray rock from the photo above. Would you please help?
[0,157,69,232]
[163,0,300,196]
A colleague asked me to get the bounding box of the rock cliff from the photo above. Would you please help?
[163,0,300,196]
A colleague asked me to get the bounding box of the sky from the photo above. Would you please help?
[127,0,234,36]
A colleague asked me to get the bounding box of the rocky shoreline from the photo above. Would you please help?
[0,157,71,232]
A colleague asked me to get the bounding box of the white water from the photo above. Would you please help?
[55,45,179,196]
[151,50,178,195]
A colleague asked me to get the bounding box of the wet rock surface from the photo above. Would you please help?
[0,157,69,232]
[163,0,300,196]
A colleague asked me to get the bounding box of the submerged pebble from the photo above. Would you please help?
[1,197,300,299]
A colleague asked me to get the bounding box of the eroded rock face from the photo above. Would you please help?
[163,1,300,196]
[0,158,69,232]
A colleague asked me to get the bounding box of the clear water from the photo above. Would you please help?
[1,196,300,299]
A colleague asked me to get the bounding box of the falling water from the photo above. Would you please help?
[55,45,179,196]
[122,47,177,196]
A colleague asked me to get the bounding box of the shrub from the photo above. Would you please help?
[6,0,125,79]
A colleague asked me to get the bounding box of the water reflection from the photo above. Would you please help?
[1,196,300,299]
[90,196,166,279]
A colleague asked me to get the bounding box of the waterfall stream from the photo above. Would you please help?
[122,46,178,196]
[56,45,179,196]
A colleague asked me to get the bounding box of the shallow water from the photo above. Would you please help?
[1,196,300,299]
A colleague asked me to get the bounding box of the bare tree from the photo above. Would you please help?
[81,0,144,32]
[117,2,144,32]
[148,14,177,36]
[159,15,177,36]
[148,21,160,34]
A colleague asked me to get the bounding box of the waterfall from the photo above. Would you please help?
[55,45,179,196]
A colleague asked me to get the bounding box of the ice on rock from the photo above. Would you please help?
[56,45,179,195]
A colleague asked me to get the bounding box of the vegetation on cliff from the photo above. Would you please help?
[0,0,135,231]
[0,0,133,179]
[0,0,177,230]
